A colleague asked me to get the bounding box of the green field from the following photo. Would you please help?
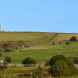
[0,32,78,78]
[0,42,78,63]
[0,32,77,63]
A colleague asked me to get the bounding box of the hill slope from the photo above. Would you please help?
[0,32,77,47]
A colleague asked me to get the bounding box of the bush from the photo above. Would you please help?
[2,43,12,52]
[22,57,36,66]
[17,40,25,48]
[72,57,78,64]
[4,48,13,52]
[48,55,76,77]
[69,36,77,41]
[52,41,56,45]
[0,52,2,57]
[4,56,12,63]
[65,41,70,45]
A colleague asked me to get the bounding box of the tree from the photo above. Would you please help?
[70,36,77,41]
[65,41,70,45]
[4,56,12,63]
[72,57,78,64]
[0,52,2,57]
[48,55,76,77]
[22,57,36,66]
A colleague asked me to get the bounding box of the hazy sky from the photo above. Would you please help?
[0,0,77,32]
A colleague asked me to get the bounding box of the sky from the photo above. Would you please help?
[0,0,77,32]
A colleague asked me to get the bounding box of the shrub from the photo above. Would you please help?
[0,52,2,57]
[4,56,12,63]
[22,57,36,66]
[72,57,78,64]
[52,41,56,45]
[65,41,70,45]
[69,36,77,41]
[17,40,25,48]
[48,55,76,77]
[2,43,12,52]
[4,48,13,52]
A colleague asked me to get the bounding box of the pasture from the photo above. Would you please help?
[0,32,78,78]
[0,41,78,63]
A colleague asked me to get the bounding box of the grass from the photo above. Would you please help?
[0,42,78,63]
[0,32,78,77]
[0,67,33,78]
[0,32,77,45]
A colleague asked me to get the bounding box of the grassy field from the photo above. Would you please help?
[0,32,77,45]
[0,32,78,78]
[0,41,78,63]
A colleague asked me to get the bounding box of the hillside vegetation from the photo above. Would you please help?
[0,32,77,63]
[0,32,78,78]
[0,32,77,46]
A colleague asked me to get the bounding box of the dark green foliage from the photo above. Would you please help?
[65,41,70,45]
[49,55,76,77]
[4,56,12,63]
[22,57,36,66]
[4,48,12,52]
[52,41,56,45]
[0,53,2,57]
[72,57,78,64]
